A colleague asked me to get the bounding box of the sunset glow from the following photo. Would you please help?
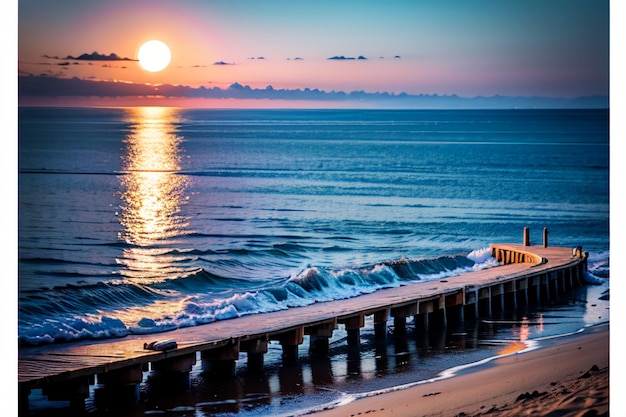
[17,0,610,108]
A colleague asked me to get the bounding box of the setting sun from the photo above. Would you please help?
[137,40,171,72]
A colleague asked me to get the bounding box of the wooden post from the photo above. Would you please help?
[523,227,530,246]
[202,341,240,377]
[19,386,30,416]
[278,327,304,363]
[554,272,559,296]
[241,338,268,372]
[342,315,364,348]
[391,304,417,337]
[474,289,479,319]
[151,353,197,389]
[525,286,529,306]
[95,364,143,405]
[536,278,541,304]
[374,309,389,342]
[543,227,549,248]
[394,316,407,337]
[438,295,448,327]
[307,321,335,356]
[42,377,90,412]
[347,347,362,377]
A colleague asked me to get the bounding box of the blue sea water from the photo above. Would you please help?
[18,107,609,347]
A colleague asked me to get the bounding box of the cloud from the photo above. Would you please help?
[327,55,367,60]
[44,52,136,61]
[213,61,235,65]
[248,56,266,60]
[68,52,135,61]
[17,75,609,109]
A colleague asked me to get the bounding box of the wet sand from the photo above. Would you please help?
[310,323,609,417]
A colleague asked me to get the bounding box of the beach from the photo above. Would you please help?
[310,323,609,417]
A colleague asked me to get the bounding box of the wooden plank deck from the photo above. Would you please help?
[18,243,587,391]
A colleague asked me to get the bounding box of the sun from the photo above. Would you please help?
[137,40,171,72]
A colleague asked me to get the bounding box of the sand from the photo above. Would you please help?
[310,323,610,417]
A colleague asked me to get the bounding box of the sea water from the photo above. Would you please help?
[18,107,610,415]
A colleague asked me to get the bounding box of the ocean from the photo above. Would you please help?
[18,107,610,416]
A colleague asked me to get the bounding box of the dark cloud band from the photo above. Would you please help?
[43,52,136,61]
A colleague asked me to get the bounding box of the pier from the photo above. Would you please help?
[18,231,589,413]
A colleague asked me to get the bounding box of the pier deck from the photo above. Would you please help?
[18,243,589,409]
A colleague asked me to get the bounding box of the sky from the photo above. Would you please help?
[14,0,612,107]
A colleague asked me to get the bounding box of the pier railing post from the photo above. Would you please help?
[523,227,530,246]
[543,227,549,248]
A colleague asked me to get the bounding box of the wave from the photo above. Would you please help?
[15,248,521,346]
[19,248,609,346]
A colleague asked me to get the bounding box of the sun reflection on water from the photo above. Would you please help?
[117,107,194,283]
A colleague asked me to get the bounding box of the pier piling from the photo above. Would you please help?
[95,364,143,406]
[276,327,304,363]
[151,352,196,389]
[374,309,389,342]
[241,337,268,372]
[202,340,240,377]
[342,314,365,348]
[307,321,336,356]
[43,376,90,411]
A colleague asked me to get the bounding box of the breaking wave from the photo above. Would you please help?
[19,248,499,345]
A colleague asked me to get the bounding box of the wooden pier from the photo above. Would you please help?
[18,234,589,412]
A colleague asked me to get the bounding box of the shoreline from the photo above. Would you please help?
[307,322,609,417]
